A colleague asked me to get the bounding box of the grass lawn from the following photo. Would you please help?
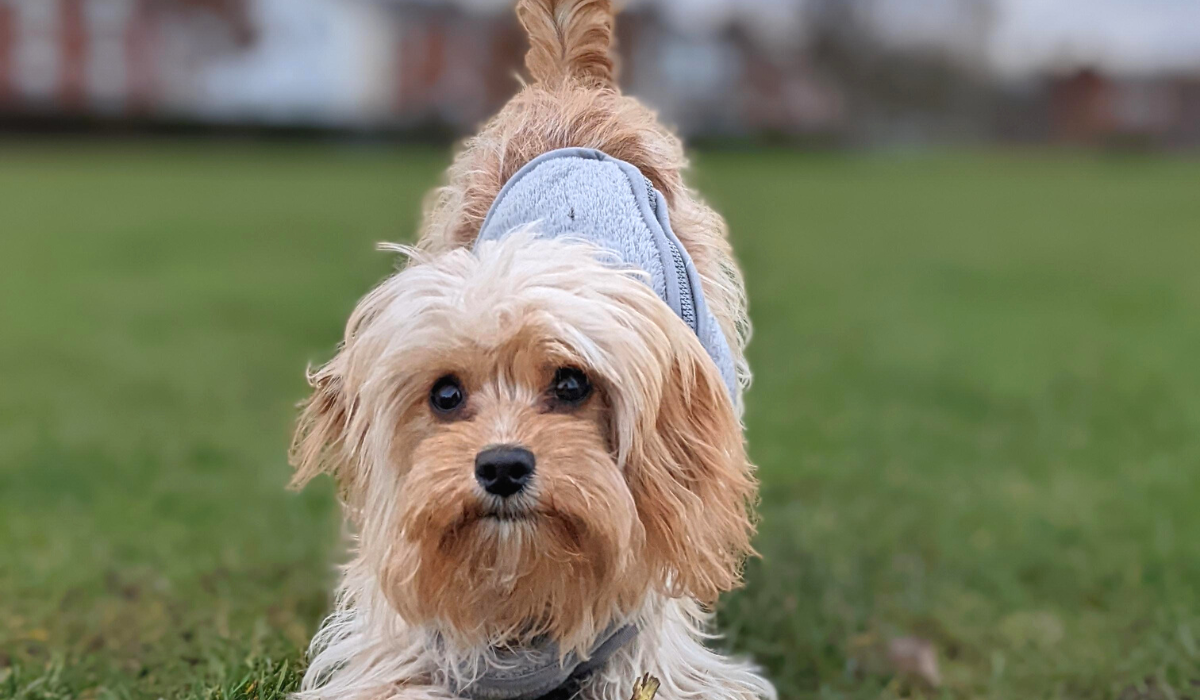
[1,141,1198,700]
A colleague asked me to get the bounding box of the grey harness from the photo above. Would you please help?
[459,148,738,700]
[446,624,638,700]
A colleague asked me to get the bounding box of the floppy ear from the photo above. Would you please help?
[626,330,758,603]
[288,355,357,492]
[286,246,432,500]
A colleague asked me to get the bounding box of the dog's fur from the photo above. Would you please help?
[289,1,772,698]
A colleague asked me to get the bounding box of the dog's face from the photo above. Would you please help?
[291,234,755,651]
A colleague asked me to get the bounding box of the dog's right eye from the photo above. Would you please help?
[551,367,592,406]
[430,375,465,414]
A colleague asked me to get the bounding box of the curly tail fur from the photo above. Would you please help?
[517,0,616,87]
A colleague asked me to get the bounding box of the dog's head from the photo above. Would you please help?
[291,233,755,651]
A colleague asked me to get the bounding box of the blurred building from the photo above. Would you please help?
[0,0,1198,148]
[0,0,398,125]
[0,0,255,119]
[1047,69,1200,148]
[0,0,844,136]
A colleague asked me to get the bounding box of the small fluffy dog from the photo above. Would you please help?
[289,1,773,699]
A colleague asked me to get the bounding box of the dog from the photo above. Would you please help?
[288,1,773,699]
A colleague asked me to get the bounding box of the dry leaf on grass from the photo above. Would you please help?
[887,636,942,688]
[629,673,661,700]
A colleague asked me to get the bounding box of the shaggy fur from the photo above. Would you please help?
[289,1,772,698]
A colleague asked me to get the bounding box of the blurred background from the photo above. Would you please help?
[2,2,1199,700]
[3,0,1200,146]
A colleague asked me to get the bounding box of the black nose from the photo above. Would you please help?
[475,446,535,498]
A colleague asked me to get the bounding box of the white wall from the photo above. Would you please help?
[197,0,396,125]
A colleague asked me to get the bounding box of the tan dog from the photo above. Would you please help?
[289,2,772,699]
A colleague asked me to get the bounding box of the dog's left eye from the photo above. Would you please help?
[551,367,592,405]
[430,375,466,414]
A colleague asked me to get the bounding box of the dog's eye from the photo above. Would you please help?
[552,367,592,405]
[430,375,465,414]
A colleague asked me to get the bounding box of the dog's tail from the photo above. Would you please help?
[517,0,616,88]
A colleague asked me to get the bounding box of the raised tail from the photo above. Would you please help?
[516,0,616,87]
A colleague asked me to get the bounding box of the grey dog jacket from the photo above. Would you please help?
[475,147,738,399]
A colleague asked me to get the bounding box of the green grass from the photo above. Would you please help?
[1,142,1198,700]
